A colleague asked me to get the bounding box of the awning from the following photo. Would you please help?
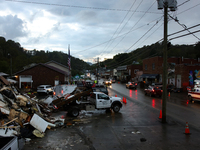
[0,72,9,76]
[7,79,17,83]
[141,74,159,79]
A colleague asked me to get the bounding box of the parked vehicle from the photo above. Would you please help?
[173,87,181,93]
[126,82,137,89]
[53,84,77,97]
[37,85,53,94]
[167,84,175,92]
[188,87,200,101]
[92,84,108,95]
[112,78,116,83]
[52,91,123,117]
[144,86,163,97]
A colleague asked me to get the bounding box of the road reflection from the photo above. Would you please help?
[129,89,138,100]
[152,99,155,108]
[129,90,132,98]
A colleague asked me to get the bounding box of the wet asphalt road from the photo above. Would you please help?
[23,82,200,150]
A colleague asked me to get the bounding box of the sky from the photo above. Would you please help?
[0,0,200,63]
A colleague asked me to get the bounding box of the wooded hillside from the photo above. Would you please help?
[0,37,91,76]
[0,36,200,76]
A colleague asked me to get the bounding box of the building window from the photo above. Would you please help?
[152,63,155,70]
[145,64,147,70]
[134,69,139,74]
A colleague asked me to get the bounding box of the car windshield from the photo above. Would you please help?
[38,86,44,89]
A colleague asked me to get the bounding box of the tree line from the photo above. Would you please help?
[0,36,200,76]
[101,41,200,69]
[0,36,91,76]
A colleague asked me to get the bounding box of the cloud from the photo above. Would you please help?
[48,7,70,17]
[26,22,61,44]
[0,15,28,40]
[0,0,200,63]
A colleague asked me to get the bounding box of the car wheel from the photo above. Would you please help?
[188,95,192,102]
[70,108,79,117]
[112,104,120,113]
[46,91,49,94]
[82,96,87,100]
[150,92,152,97]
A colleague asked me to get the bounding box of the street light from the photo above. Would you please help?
[8,53,12,77]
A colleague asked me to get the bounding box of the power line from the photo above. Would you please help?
[107,47,162,69]
[177,2,200,15]
[169,30,200,41]
[156,23,200,43]
[125,17,162,53]
[168,24,200,37]
[107,48,149,68]
[135,22,163,48]
[168,14,200,41]
[105,0,156,56]
[5,0,161,14]
[73,17,163,54]
[102,0,144,55]
[177,0,190,7]
[101,0,137,54]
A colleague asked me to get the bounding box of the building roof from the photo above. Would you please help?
[45,60,69,69]
[14,63,68,76]
[117,65,127,71]
[0,72,9,76]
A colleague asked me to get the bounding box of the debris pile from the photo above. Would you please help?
[0,76,66,148]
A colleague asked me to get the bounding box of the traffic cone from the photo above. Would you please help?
[124,97,127,104]
[159,110,162,119]
[184,122,191,135]
[115,94,117,97]
[168,92,170,96]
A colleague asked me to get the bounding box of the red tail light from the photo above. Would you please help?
[61,90,63,94]
[135,83,137,85]
[53,104,58,109]
[152,89,155,92]
[53,92,56,95]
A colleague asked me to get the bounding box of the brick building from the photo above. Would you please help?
[141,56,200,91]
[175,64,200,91]
[127,64,143,82]
[15,62,69,89]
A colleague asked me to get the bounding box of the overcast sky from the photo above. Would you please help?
[0,0,200,63]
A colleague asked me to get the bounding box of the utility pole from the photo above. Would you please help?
[157,0,177,123]
[97,57,99,84]
[162,3,168,123]
[8,53,12,77]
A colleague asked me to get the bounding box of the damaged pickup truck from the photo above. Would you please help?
[50,84,123,117]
